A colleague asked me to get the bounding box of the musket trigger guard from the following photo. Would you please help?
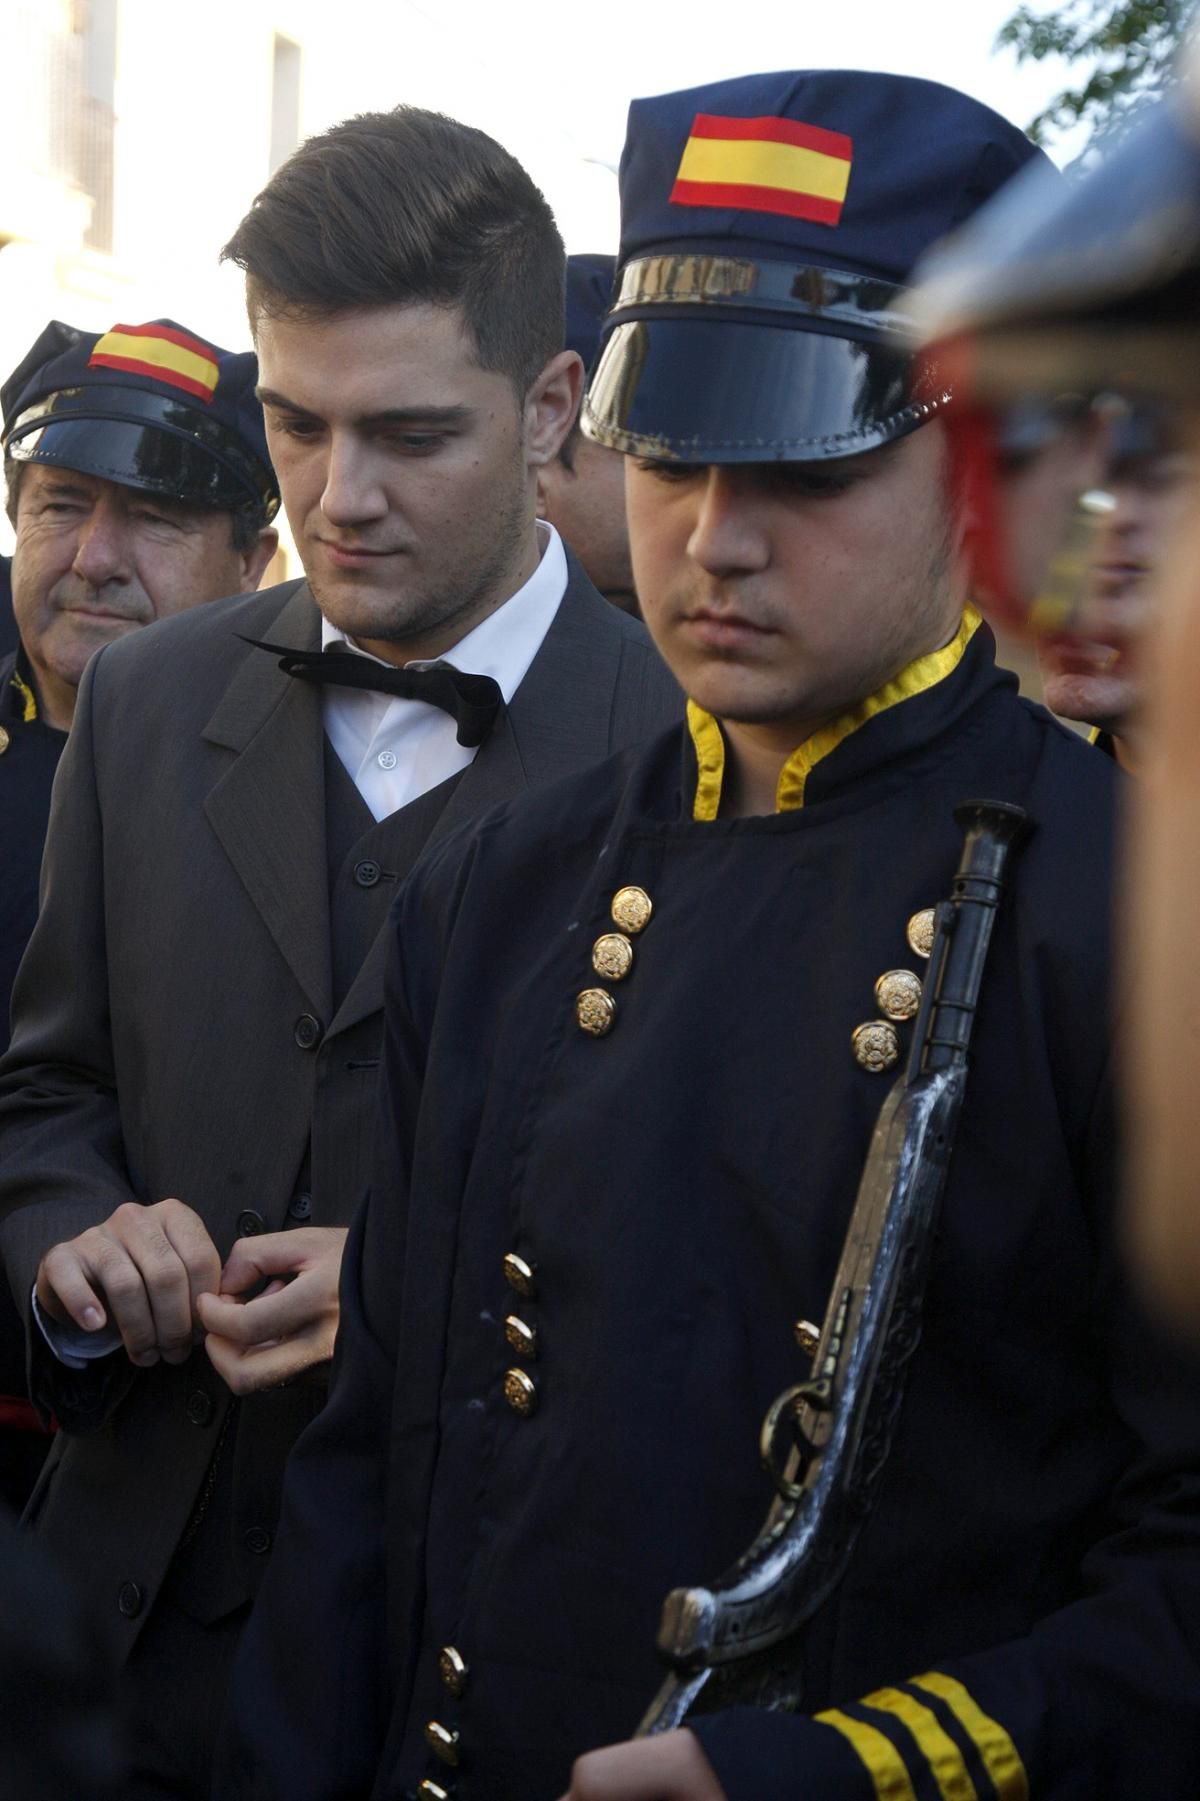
[760,1384,814,1502]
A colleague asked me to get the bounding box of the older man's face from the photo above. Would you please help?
[12,463,267,724]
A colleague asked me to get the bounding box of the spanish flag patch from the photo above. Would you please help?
[88,322,221,404]
[670,113,854,227]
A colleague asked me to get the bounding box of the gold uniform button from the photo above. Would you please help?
[438,1645,468,1697]
[874,969,923,1022]
[592,932,634,981]
[906,908,936,960]
[851,1020,900,1073]
[417,1783,450,1801]
[424,1721,461,1767]
[503,1252,537,1299]
[504,1315,538,1360]
[611,885,653,934]
[793,1319,820,1358]
[576,988,616,1036]
[0,726,9,756]
[503,1368,538,1416]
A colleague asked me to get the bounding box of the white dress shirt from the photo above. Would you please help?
[320,522,567,819]
[36,523,568,1367]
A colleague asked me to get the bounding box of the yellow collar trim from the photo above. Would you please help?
[11,668,37,724]
[687,605,982,821]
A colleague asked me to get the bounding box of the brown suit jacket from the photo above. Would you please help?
[0,561,680,1653]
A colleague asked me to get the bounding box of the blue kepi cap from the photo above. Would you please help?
[583,70,1048,463]
[2,318,279,520]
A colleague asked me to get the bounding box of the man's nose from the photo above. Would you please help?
[71,501,134,586]
[685,468,771,577]
[320,434,388,528]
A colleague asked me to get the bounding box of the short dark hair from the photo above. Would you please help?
[222,107,566,396]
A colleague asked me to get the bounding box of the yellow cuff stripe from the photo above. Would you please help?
[911,1673,1029,1800]
[861,1686,978,1801]
[813,1707,918,1801]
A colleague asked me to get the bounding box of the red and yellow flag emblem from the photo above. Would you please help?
[88,322,220,403]
[670,113,854,227]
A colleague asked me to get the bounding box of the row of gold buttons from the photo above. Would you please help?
[422,1643,470,1784]
[502,1250,538,1417]
[575,886,654,1037]
[419,1246,550,1784]
[850,908,935,1072]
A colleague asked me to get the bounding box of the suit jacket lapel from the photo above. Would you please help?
[431,556,619,846]
[201,582,334,1020]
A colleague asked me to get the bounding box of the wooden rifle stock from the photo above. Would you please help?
[638,799,1030,1734]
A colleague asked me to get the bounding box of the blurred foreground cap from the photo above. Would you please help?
[907,56,1200,399]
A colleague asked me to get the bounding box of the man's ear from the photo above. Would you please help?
[524,350,584,470]
[241,526,280,592]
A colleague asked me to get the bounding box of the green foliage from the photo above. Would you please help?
[996,0,1195,144]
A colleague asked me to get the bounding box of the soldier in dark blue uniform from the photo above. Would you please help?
[220,73,1200,1801]
[905,70,1200,1344]
[0,320,278,1512]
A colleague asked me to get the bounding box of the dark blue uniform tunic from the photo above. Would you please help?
[0,642,63,1507]
[223,619,1200,1801]
[0,643,65,1055]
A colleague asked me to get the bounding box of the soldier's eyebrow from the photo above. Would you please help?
[256,387,473,428]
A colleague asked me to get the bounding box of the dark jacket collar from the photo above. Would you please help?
[682,609,1016,819]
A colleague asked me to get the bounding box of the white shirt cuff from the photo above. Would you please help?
[31,1287,123,1369]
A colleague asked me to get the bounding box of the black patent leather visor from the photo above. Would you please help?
[583,317,935,461]
[581,254,941,463]
[6,384,278,518]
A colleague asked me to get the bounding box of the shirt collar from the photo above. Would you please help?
[687,606,985,821]
[319,521,567,705]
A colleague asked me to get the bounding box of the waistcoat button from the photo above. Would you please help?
[185,1390,214,1427]
[117,1580,144,1619]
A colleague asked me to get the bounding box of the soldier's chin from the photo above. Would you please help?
[1040,666,1132,733]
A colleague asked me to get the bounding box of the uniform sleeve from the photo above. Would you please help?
[0,650,138,1430]
[692,1082,1200,1801]
[215,884,434,1800]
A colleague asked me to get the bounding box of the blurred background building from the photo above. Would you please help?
[0,0,1081,597]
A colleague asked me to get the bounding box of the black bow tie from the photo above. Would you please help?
[243,637,504,748]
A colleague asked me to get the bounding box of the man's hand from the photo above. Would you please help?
[558,1731,727,1800]
[36,1198,222,1368]
[196,1226,348,1395]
